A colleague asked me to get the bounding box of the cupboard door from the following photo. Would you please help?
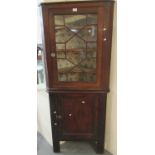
[42,3,114,90]
[58,94,98,139]
[47,7,104,90]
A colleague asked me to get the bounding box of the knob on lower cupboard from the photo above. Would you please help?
[81,101,85,104]
[53,111,57,114]
[54,123,57,126]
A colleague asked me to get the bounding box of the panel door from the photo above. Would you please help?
[47,7,104,90]
[58,94,98,140]
[42,3,114,90]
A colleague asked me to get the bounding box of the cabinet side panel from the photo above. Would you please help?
[41,5,52,89]
[102,3,114,90]
[96,93,107,152]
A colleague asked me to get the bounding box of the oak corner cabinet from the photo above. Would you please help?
[40,0,114,153]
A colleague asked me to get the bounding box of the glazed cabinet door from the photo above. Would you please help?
[42,3,114,90]
[50,8,101,90]
[57,94,99,140]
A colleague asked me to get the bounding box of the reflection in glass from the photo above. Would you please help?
[55,16,64,25]
[65,15,86,27]
[66,49,86,65]
[67,72,80,82]
[55,26,74,43]
[80,73,96,82]
[56,51,65,58]
[80,58,96,70]
[87,50,96,58]
[66,36,86,49]
[56,44,65,49]
[56,44,66,58]
[57,59,74,72]
[78,26,97,41]
[87,14,97,24]
[87,42,96,49]
[58,73,67,81]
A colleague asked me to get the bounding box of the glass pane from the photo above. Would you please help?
[65,15,86,28]
[80,73,96,82]
[56,51,65,58]
[87,49,96,58]
[79,58,96,70]
[57,59,74,73]
[56,44,66,58]
[65,69,96,82]
[78,25,97,41]
[87,14,97,24]
[67,66,96,82]
[66,36,86,49]
[56,44,65,49]
[66,49,86,64]
[55,26,74,43]
[54,14,97,82]
[67,72,80,82]
[69,28,80,33]
[58,73,67,81]
[54,15,64,25]
[87,42,96,49]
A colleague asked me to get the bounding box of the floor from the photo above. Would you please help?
[37,133,112,155]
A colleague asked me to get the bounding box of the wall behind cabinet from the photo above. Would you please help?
[105,2,117,155]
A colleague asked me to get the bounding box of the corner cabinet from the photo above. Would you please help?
[40,0,114,153]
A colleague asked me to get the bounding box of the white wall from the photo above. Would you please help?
[37,1,117,155]
[105,3,117,155]
[37,90,52,145]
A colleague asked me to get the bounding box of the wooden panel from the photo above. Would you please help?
[58,93,98,139]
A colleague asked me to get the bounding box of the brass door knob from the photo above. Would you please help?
[81,101,86,104]
[51,53,56,57]
[54,122,57,126]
